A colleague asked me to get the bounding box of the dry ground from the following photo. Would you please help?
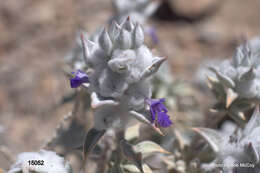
[0,0,260,171]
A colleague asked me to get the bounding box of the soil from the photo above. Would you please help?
[0,0,260,171]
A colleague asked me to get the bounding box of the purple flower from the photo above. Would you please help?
[147,98,172,128]
[70,70,89,88]
[147,27,159,45]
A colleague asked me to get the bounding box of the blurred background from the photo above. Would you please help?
[1,0,260,171]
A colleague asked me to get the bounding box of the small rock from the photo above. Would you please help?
[169,0,221,18]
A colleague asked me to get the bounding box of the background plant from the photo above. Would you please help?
[1,1,260,173]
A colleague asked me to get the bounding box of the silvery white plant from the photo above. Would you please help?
[64,32,88,71]
[7,150,72,173]
[111,0,160,24]
[65,20,159,75]
[70,18,171,132]
[111,0,160,45]
[194,106,260,173]
[65,0,162,72]
[64,30,101,71]
[195,58,221,89]
[206,38,260,125]
[67,18,172,173]
[249,37,260,53]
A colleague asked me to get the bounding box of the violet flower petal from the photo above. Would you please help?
[147,98,172,128]
[70,70,89,88]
